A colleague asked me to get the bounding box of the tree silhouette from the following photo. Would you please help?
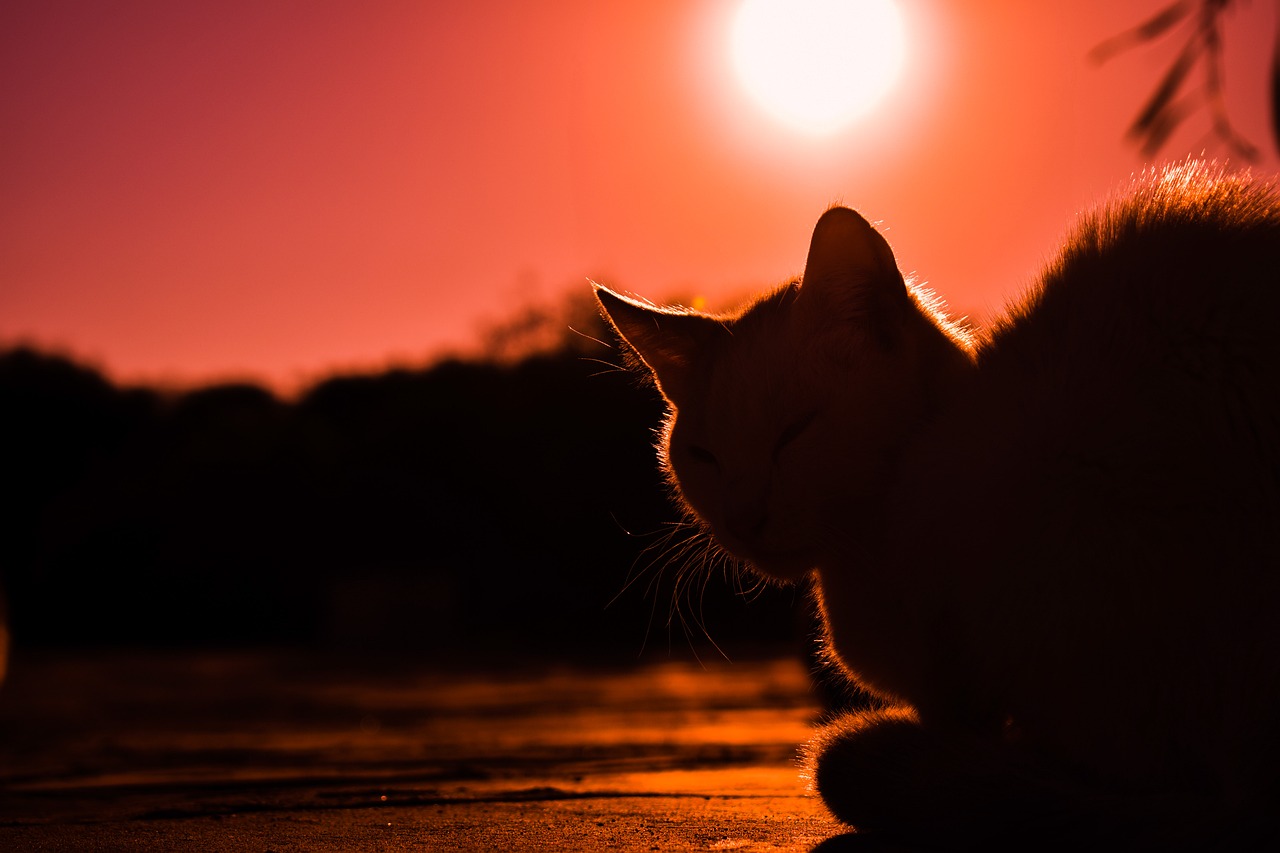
[1091,0,1280,158]
[0,297,807,661]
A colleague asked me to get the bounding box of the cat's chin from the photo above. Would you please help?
[747,555,816,583]
[728,544,817,583]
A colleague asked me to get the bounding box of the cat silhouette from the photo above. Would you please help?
[596,162,1280,850]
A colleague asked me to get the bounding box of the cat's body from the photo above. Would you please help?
[596,163,1280,848]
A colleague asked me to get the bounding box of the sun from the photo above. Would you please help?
[730,0,906,135]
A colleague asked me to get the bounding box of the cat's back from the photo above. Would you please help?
[982,164,1280,393]
[902,164,1280,773]
[962,165,1280,492]
[913,163,1280,647]
[968,163,1275,526]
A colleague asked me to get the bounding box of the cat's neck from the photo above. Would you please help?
[900,304,979,434]
[824,308,977,563]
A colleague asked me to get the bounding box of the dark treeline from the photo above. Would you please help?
[0,298,810,663]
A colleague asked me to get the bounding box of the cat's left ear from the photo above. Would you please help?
[799,206,911,349]
[594,284,718,402]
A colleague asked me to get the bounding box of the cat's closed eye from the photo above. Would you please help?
[686,445,719,468]
[773,412,817,460]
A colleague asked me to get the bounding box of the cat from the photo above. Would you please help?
[594,161,1280,850]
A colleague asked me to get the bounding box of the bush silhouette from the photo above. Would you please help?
[0,300,804,661]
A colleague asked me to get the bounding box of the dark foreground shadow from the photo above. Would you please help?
[811,832,915,852]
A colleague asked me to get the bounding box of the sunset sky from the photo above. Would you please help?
[4,0,1277,392]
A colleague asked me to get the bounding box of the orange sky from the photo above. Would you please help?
[3,0,1277,392]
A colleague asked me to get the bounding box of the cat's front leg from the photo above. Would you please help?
[808,705,940,837]
[807,707,1084,848]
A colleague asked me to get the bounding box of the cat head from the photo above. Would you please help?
[595,207,960,582]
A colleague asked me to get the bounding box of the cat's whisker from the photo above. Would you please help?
[602,518,716,658]
[665,549,732,667]
[646,534,702,650]
[687,545,714,621]
[662,535,703,621]
[611,517,734,657]
[736,565,772,603]
[635,561,665,658]
[642,541,690,603]
[617,512,770,662]
[567,326,613,349]
[670,536,734,663]
[675,611,709,669]
[669,556,698,627]
[606,521,686,609]
[648,532,704,592]
[578,356,629,377]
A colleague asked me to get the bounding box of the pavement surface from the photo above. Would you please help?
[0,650,854,851]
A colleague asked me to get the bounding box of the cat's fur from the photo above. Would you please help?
[595,162,1280,849]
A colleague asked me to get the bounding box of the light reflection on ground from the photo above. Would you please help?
[0,652,847,851]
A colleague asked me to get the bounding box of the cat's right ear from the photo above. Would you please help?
[799,206,911,350]
[593,284,715,401]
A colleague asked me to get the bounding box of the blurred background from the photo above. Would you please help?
[0,309,814,661]
[3,0,1278,669]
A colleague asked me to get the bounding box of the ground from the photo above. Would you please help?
[0,650,852,851]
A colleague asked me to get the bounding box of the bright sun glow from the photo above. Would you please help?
[730,0,906,135]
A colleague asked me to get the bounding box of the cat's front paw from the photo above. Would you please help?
[808,707,1101,849]
[807,706,934,836]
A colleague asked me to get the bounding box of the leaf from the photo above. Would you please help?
[1090,0,1194,64]
[1272,24,1280,155]
[1138,97,1196,156]
[1127,37,1202,140]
